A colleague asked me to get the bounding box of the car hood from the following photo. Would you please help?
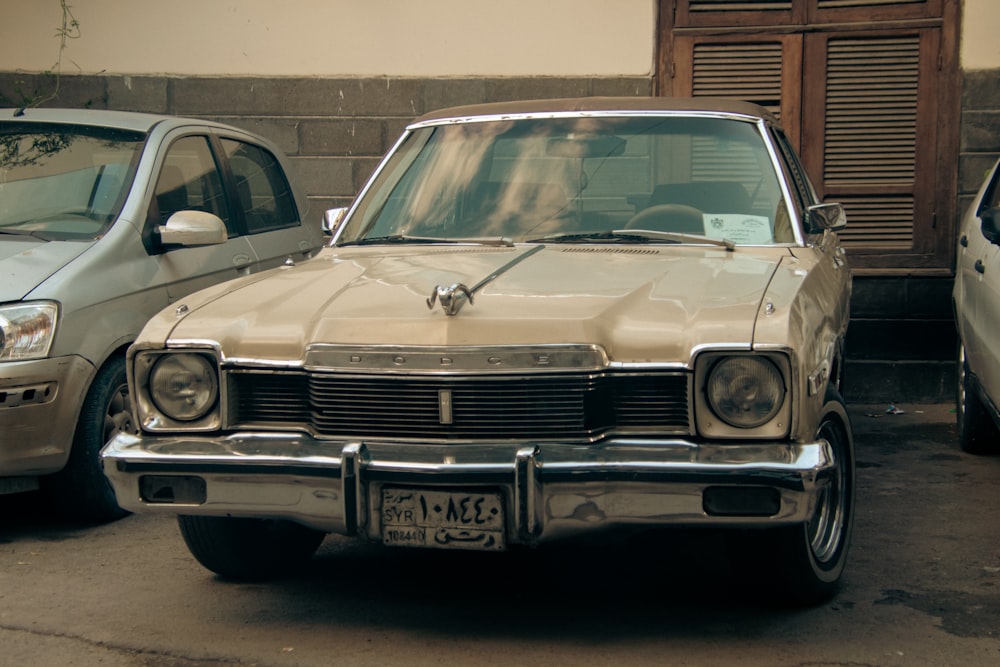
[0,237,95,300]
[156,245,792,364]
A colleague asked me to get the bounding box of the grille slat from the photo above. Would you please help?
[230,370,689,440]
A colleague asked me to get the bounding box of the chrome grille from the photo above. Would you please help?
[229,370,689,440]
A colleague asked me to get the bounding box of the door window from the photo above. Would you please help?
[220,139,299,234]
[148,135,232,234]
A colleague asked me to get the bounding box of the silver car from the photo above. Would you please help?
[954,157,1000,453]
[102,97,853,604]
[0,108,323,520]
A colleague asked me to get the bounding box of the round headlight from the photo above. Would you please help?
[706,356,785,428]
[149,354,218,421]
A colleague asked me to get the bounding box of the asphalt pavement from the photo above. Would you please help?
[1,401,999,667]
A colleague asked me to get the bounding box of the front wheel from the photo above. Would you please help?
[177,515,326,580]
[957,342,1000,454]
[732,389,855,606]
[44,355,136,522]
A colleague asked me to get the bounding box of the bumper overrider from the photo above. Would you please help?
[101,431,837,550]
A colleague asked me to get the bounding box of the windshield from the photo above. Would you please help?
[0,123,145,241]
[339,115,793,246]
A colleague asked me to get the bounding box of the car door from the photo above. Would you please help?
[959,160,1000,400]
[145,133,258,302]
[215,136,319,269]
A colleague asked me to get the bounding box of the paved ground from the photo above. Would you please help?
[1,402,998,666]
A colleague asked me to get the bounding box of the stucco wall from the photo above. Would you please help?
[961,0,1000,70]
[0,0,656,77]
[3,2,996,75]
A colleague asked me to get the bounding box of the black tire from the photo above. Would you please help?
[957,342,1000,454]
[177,515,326,580]
[732,388,855,606]
[44,355,136,523]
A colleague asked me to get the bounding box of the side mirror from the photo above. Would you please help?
[323,207,348,236]
[981,207,1000,244]
[157,210,227,247]
[805,202,847,234]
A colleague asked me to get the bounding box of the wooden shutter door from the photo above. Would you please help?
[800,28,943,268]
[673,35,803,146]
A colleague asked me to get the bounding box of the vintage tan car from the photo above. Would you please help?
[102,97,854,604]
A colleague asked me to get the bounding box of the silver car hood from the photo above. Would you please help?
[151,244,794,366]
[0,237,95,301]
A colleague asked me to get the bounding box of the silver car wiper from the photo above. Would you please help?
[613,228,736,251]
[527,229,735,251]
[340,234,514,247]
[0,228,57,241]
[526,230,661,244]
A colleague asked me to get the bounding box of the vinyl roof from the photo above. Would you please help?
[411,96,778,126]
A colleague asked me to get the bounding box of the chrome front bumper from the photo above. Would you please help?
[101,432,835,545]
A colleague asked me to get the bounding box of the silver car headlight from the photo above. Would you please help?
[706,356,785,428]
[0,302,59,361]
[148,353,219,422]
[695,351,792,439]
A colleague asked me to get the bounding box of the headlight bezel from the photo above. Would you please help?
[694,350,792,439]
[133,349,223,432]
[0,301,59,362]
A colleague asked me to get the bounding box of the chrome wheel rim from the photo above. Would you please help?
[103,381,138,442]
[808,419,847,564]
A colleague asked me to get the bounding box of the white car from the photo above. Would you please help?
[954,157,1000,453]
[0,108,323,520]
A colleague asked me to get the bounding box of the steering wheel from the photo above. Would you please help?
[624,204,705,234]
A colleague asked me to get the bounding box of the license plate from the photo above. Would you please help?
[381,487,505,551]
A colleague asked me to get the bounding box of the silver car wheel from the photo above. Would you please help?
[103,379,137,441]
[808,416,848,565]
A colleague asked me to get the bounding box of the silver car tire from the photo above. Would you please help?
[730,388,855,606]
[44,355,135,522]
[177,515,326,580]
[957,342,1000,454]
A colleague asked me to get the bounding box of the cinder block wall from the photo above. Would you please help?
[0,73,651,221]
[5,70,998,403]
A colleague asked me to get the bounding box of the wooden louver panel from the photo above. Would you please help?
[817,0,925,8]
[834,195,914,247]
[688,0,791,10]
[691,42,784,118]
[823,35,919,248]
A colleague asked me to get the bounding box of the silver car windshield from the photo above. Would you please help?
[339,115,792,246]
[0,124,144,241]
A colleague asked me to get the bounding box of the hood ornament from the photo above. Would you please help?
[426,244,545,316]
[427,283,474,316]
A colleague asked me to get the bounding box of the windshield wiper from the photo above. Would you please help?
[340,234,514,247]
[0,228,57,241]
[527,230,658,244]
[527,229,735,251]
[614,228,735,251]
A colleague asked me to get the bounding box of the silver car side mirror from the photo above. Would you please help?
[157,210,228,247]
[805,202,847,234]
[323,207,348,236]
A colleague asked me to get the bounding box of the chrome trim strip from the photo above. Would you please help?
[407,109,763,130]
[304,344,609,373]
